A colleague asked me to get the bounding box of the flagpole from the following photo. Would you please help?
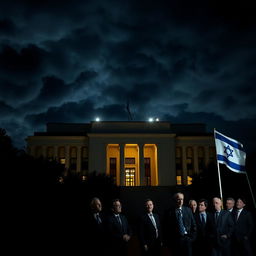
[214,128,223,202]
[245,172,256,208]
[217,161,223,203]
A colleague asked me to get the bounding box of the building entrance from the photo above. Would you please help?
[125,168,136,186]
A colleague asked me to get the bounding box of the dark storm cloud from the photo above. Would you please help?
[0,101,15,118]
[0,0,255,150]
[25,99,95,127]
[25,99,127,128]
[0,18,17,35]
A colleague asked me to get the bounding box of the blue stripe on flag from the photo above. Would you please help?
[217,155,246,172]
[215,132,244,151]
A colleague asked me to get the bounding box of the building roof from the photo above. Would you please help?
[33,121,212,137]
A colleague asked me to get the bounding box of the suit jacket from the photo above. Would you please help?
[139,212,162,246]
[210,209,234,248]
[106,213,131,242]
[193,212,213,255]
[87,211,106,237]
[234,209,254,240]
[229,208,237,223]
[166,206,197,243]
[194,211,212,241]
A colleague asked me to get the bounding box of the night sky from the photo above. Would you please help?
[0,0,256,152]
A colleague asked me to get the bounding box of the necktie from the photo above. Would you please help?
[149,213,158,237]
[200,213,206,226]
[116,215,122,227]
[215,211,219,222]
[177,209,186,235]
[236,210,240,221]
[96,214,101,224]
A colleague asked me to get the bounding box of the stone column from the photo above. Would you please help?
[139,143,145,186]
[120,144,125,186]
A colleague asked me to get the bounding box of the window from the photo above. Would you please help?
[125,158,135,164]
[176,147,182,170]
[176,176,182,185]
[144,158,151,186]
[187,176,193,185]
[198,147,205,171]
[110,157,117,184]
[186,147,194,176]
[58,147,65,166]
[209,147,216,163]
[81,147,88,175]
[35,146,43,158]
[125,168,135,186]
[70,147,77,171]
[176,147,182,185]
[47,147,54,161]
[60,158,66,165]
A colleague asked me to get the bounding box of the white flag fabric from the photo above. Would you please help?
[214,130,246,173]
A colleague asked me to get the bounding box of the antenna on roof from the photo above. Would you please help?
[126,99,133,121]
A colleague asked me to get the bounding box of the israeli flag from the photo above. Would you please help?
[214,130,246,173]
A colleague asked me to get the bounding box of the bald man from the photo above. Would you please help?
[86,197,107,256]
[165,192,197,256]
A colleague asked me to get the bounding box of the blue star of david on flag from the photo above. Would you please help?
[214,130,246,173]
[224,145,233,158]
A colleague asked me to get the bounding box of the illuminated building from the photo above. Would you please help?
[26,121,215,186]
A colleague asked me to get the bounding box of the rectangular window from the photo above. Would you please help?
[198,147,205,171]
[209,147,216,163]
[58,147,65,165]
[187,176,193,185]
[125,158,135,164]
[70,157,77,171]
[186,147,193,174]
[176,176,182,185]
[110,157,117,184]
[81,147,88,176]
[144,158,151,186]
[125,168,135,186]
[81,157,88,171]
[60,158,66,165]
[47,147,54,161]
[175,147,182,170]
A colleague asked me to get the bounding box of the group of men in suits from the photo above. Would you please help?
[86,197,131,256]
[172,194,254,256]
[85,194,254,256]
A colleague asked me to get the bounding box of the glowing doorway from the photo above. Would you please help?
[125,168,136,186]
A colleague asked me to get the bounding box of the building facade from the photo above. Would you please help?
[26,121,215,186]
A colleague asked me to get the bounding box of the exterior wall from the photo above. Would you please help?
[157,137,176,186]
[26,136,88,173]
[175,136,215,185]
[87,133,176,186]
[26,124,215,187]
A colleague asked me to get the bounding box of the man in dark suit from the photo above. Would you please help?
[139,199,162,255]
[106,199,131,256]
[225,197,235,213]
[210,197,234,256]
[165,192,197,256]
[233,198,254,256]
[193,199,212,256]
[225,197,237,223]
[85,197,107,256]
